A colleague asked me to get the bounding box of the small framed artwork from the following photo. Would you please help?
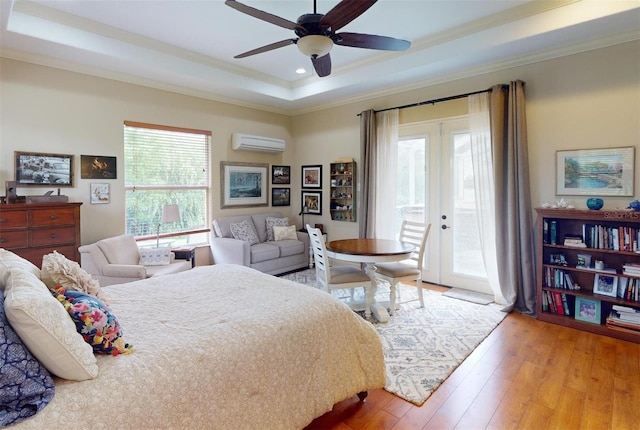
[220,161,269,208]
[301,165,322,189]
[574,296,601,324]
[302,190,322,215]
[593,274,618,297]
[15,151,74,187]
[90,183,110,204]
[81,155,117,179]
[556,146,634,196]
[272,188,290,206]
[272,165,290,184]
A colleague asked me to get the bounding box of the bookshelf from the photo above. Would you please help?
[536,208,640,343]
[329,161,356,222]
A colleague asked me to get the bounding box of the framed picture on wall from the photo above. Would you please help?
[272,165,290,184]
[220,161,269,208]
[302,190,322,215]
[271,187,290,206]
[81,155,117,179]
[90,183,110,204]
[14,151,74,187]
[301,165,322,189]
[556,147,635,196]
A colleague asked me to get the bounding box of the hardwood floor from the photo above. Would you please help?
[305,284,640,430]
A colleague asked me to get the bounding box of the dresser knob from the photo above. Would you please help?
[50,234,57,239]
[0,218,5,223]
[0,238,6,243]
[50,215,58,220]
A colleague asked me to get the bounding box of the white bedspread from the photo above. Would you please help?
[14,264,385,429]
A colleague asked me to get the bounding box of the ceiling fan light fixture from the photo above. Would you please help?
[297,35,333,58]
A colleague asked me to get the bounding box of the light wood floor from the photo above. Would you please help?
[305,283,640,430]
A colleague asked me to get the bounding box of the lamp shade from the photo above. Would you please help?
[161,204,180,223]
[297,35,333,58]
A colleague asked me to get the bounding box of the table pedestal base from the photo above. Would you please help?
[371,302,390,323]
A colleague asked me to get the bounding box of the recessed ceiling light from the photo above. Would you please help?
[296,68,306,74]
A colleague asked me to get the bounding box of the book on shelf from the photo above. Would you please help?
[550,220,557,245]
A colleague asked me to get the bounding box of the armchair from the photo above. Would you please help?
[78,234,191,286]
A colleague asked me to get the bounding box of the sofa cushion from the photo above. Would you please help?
[213,215,253,239]
[250,243,280,263]
[97,235,139,265]
[273,225,297,241]
[251,212,283,243]
[274,239,306,257]
[230,220,260,245]
[266,216,289,241]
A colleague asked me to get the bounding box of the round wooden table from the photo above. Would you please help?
[325,239,414,322]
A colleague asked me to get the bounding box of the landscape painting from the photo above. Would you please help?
[556,147,634,196]
[221,162,268,208]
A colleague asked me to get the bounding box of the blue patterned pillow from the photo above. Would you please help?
[0,293,55,426]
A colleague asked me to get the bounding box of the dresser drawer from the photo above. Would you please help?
[31,208,76,226]
[0,210,28,229]
[31,227,76,246]
[0,230,29,248]
[18,245,78,267]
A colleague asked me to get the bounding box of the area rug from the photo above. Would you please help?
[280,269,507,406]
[442,287,494,305]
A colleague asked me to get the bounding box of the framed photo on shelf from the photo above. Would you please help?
[220,162,268,208]
[302,190,322,215]
[593,274,618,297]
[14,151,74,187]
[81,155,117,179]
[574,296,601,324]
[271,187,290,206]
[301,165,322,189]
[556,146,635,196]
[271,165,290,184]
[90,183,110,204]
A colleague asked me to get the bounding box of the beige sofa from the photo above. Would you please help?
[78,234,191,286]
[210,212,309,275]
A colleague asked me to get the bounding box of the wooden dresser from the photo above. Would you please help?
[0,202,82,267]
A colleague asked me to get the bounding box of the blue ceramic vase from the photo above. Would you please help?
[629,200,640,211]
[586,198,604,210]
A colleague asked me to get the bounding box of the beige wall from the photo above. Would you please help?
[293,41,640,239]
[1,40,639,247]
[0,58,295,245]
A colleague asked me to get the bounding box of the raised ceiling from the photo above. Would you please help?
[1,0,638,114]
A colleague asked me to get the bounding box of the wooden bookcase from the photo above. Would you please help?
[536,208,640,343]
[329,161,356,222]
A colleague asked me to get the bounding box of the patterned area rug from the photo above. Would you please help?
[280,269,507,405]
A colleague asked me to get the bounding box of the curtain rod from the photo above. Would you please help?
[359,85,506,116]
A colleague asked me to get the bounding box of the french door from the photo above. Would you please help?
[397,118,492,294]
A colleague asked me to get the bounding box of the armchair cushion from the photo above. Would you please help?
[97,235,140,265]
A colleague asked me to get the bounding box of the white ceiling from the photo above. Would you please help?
[1,0,639,114]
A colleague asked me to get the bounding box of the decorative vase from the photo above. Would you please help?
[586,198,604,210]
[629,200,640,211]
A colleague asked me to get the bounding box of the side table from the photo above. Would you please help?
[172,246,196,268]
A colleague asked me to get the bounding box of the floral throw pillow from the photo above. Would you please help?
[52,286,133,356]
[230,220,259,245]
[266,217,289,241]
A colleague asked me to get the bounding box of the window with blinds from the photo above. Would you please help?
[124,121,211,245]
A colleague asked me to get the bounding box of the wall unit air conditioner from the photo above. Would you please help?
[231,133,286,153]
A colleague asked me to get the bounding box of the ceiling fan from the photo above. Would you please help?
[225,0,411,77]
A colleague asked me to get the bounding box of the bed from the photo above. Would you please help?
[1,256,385,429]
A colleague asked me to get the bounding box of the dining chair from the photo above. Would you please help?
[306,224,372,301]
[375,220,432,314]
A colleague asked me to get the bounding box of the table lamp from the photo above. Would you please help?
[157,204,180,247]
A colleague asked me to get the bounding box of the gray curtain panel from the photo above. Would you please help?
[359,109,377,239]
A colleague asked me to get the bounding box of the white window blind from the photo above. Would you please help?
[124,121,211,244]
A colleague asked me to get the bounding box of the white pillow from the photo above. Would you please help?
[273,225,298,241]
[0,249,41,290]
[3,268,99,381]
[139,247,172,266]
[230,220,260,245]
[41,250,108,303]
[265,216,289,241]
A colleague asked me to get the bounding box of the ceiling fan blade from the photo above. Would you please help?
[334,32,411,51]
[311,54,332,77]
[225,0,304,32]
[234,39,297,59]
[320,0,377,32]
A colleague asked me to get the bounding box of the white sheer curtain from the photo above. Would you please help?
[468,94,505,304]
[374,109,399,239]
